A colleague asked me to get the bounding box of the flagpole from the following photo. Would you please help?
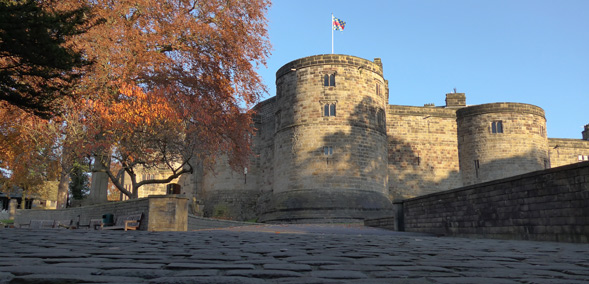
[331,13,334,54]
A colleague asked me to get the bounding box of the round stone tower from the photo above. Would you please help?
[259,54,392,223]
[456,103,548,186]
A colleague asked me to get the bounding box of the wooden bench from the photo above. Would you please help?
[19,220,55,229]
[101,214,143,231]
[54,219,73,229]
[19,219,73,229]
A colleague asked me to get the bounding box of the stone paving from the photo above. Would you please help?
[0,224,588,283]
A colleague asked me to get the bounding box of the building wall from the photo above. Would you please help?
[386,105,461,199]
[120,54,588,223]
[548,138,589,167]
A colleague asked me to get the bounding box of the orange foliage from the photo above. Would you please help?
[0,102,59,193]
[7,0,272,199]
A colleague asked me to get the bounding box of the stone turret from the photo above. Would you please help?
[583,124,589,141]
[260,54,393,223]
[456,103,548,186]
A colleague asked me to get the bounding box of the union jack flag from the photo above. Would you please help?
[333,17,346,31]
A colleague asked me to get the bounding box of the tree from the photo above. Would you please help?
[69,160,90,200]
[0,0,95,118]
[67,0,271,199]
[0,102,60,199]
[1,0,271,201]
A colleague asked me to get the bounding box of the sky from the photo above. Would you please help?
[256,0,588,139]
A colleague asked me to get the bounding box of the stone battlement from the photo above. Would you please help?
[456,102,545,119]
[276,54,384,80]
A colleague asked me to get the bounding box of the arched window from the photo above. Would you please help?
[330,103,336,116]
[324,74,329,86]
[329,74,336,86]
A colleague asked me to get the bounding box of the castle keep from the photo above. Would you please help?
[139,54,589,223]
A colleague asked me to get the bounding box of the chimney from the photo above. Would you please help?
[445,92,466,108]
[583,124,589,141]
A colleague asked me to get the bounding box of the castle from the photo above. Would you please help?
[128,54,589,223]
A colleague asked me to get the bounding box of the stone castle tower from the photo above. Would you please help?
[260,55,393,222]
[456,103,548,186]
[131,54,589,223]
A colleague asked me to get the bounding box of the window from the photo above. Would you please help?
[579,155,589,161]
[323,103,336,117]
[323,74,336,87]
[474,159,480,178]
[491,121,503,134]
[323,146,333,156]
[377,109,385,128]
[275,111,281,132]
[376,82,381,96]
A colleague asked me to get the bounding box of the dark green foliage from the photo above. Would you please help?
[69,161,89,200]
[0,0,93,118]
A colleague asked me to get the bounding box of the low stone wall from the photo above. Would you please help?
[398,161,589,243]
[188,215,256,231]
[363,217,395,230]
[15,195,188,231]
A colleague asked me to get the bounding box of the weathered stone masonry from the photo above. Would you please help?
[146,54,589,223]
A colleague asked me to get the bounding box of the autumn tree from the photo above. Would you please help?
[0,102,60,200]
[65,0,271,199]
[1,0,271,202]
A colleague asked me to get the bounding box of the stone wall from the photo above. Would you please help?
[399,161,589,243]
[548,138,589,168]
[386,105,462,200]
[188,215,255,231]
[15,195,189,231]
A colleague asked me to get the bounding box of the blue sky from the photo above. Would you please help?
[256,0,588,139]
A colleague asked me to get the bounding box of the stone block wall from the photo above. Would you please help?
[15,195,189,231]
[399,161,589,243]
[386,105,462,200]
[548,138,589,168]
[187,215,255,230]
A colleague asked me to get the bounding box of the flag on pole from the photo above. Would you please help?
[333,17,346,31]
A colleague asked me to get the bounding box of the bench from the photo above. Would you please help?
[19,219,73,229]
[54,219,73,229]
[19,220,55,229]
[101,214,143,231]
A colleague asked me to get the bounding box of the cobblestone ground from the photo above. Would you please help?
[0,224,588,283]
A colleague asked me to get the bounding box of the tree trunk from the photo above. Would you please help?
[56,170,69,209]
[87,154,109,204]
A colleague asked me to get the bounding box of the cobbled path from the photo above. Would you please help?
[0,224,588,283]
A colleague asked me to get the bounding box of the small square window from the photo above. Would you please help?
[323,146,333,156]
